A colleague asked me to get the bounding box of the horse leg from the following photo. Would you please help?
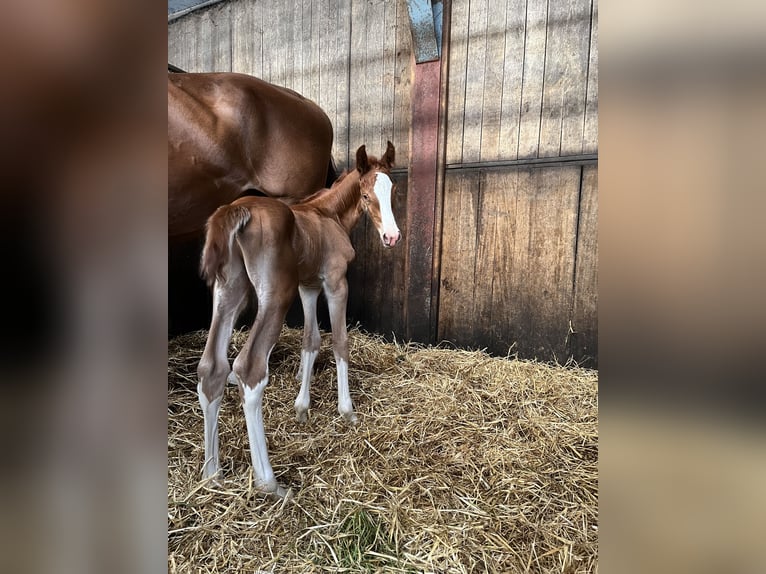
[294,285,321,423]
[231,248,297,498]
[196,251,249,479]
[324,274,358,426]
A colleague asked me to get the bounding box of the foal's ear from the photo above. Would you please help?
[356,145,370,174]
[382,140,395,169]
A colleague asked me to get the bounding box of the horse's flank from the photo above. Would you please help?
[168,72,336,239]
[200,169,364,289]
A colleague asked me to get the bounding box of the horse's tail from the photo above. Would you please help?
[200,204,251,288]
[325,155,338,188]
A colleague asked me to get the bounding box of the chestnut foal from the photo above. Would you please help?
[196,142,400,497]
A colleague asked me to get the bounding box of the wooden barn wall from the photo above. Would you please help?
[168,0,598,365]
[167,0,412,168]
[446,0,597,164]
[436,0,597,365]
[438,163,597,363]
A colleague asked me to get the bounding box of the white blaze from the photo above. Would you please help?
[373,172,399,239]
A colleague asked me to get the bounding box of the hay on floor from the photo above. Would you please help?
[168,326,598,573]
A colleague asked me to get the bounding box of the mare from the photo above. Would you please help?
[169,72,337,334]
[168,72,336,239]
[197,142,401,497]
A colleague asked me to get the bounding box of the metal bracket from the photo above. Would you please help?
[406,0,443,63]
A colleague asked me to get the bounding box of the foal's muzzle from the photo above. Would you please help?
[382,230,401,248]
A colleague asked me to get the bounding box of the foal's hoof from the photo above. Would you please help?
[342,411,359,427]
[295,410,308,424]
[265,484,292,501]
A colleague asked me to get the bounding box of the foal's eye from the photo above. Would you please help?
[362,193,370,200]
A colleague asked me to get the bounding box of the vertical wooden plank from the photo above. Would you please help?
[437,171,479,347]
[333,1,353,168]
[486,170,519,353]
[212,3,232,72]
[317,0,330,111]
[569,164,598,365]
[471,170,496,343]
[367,0,387,155]
[405,59,442,341]
[305,0,320,103]
[194,5,231,72]
[190,12,211,72]
[231,0,261,76]
[460,0,488,163]
[509,166,580,360]
[498,0,527,161]
[445,0,469,164]
[283,2,296,90]
[537,0,564,157]
[169,16,199,71]
[558,0,592,155]
[478,0,508,161]
[348,0,367,157]
[381,0,399,150]
[261,2,278,83]
[540,0,591,157]
[393,0,413,164]
[291,1,305,93]
[582,0,598,154]
[517,0,548,159]
[468,169,518,351]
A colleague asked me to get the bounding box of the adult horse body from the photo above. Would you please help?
[197,143,400,498]
[168,72,336,239]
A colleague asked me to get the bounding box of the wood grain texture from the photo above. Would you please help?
[517,0,548,159]
[437,171,479,347]
[540,0,591,157]
[461,0,488,162]
[445,0,469,164]
[405,60,442,341]
[499,0,527,161]
[583,0,598,153]
[569,164,597,365]
[478,0,507,161]
[439,165,583,361]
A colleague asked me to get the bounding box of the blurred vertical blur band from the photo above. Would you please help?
[0,1,166,573]
[600,0,766,573]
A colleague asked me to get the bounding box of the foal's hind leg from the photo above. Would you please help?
[324,273,358,426]
[231,245,298,498]
[294,285,321,423]
[197,252,249,479]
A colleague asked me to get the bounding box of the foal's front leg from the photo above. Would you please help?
[294,285,321,423]
[325,274,358,426]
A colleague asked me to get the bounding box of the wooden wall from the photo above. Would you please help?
[168,0,412,167]
[168,0,598,366]
[438,0,597,363]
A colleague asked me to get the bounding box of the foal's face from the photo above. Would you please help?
[357,141,401,248]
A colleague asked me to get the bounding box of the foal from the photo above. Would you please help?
[196,142,400,497]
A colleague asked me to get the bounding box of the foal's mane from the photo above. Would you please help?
[296,153,387,222]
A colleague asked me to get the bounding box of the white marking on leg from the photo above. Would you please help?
[198,383,223,479]
[336,357,357,425]
[373,172,400,242]
[294,349,318,423]
[242,378,286,497]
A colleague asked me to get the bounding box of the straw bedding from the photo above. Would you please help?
[168,326,598,573]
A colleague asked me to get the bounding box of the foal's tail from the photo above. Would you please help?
[200,204,251,288]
